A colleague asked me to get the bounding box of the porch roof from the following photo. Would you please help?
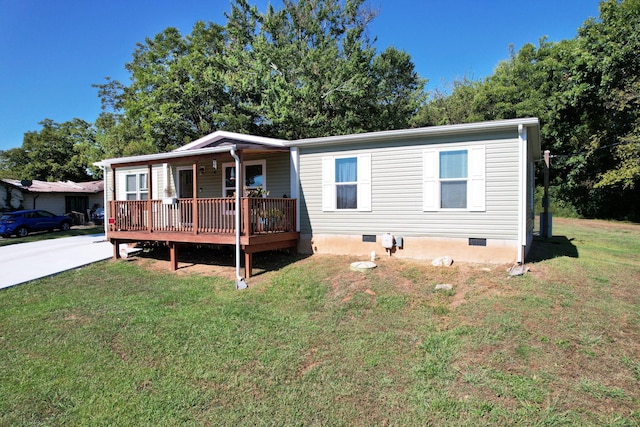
[96,130,288,168]
[96,145,237,168]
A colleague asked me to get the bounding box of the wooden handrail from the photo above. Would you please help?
[108,197,296,236]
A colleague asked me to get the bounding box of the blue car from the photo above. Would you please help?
[0,209,73,238]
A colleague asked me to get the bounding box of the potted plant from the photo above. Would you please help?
[245,186,269,198]
[259,206,284,231]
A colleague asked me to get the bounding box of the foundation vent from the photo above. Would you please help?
[362,235,377,243]
[469,238,487,247]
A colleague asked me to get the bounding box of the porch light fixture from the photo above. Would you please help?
[199,166,205,175]
[212,159,218,173]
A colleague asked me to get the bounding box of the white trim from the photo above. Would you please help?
[422,149,438,211]
[357,154,371,212]
[468,146,486,212]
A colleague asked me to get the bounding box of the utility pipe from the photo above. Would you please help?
[230,147,247,289]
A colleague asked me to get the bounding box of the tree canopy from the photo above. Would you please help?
[0,118,99,182]
[1,0,639,221]
[415,0,640,220]
[93,0,426,154]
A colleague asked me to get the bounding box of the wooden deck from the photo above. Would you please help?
[107,197,298,277]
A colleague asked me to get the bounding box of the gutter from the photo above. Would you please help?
[230,147,247,290]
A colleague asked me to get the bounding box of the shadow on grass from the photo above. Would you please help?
[137,244,310,276]
[527,235,579,263]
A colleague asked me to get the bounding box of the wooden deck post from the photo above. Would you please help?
[169,242,178,271]
[113,239,120,260]
[244,251,252,278]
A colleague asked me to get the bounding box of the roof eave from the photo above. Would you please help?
[95,145,238,168]
[289,118,541,148]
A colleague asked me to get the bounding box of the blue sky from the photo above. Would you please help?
[0,0,601,151]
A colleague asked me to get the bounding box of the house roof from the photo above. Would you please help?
[290,118,541,153]
[1,179,104,194]
[173,130,287,151]
[96,118,542,167]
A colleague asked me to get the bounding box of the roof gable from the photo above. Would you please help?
[173,130,287,152]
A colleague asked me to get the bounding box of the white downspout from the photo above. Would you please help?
[517,124,527,264]
[230,147,247,290]
[289,146,300,232]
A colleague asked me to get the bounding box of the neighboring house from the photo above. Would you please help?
[96,118,541,278]
[0,179,104,219]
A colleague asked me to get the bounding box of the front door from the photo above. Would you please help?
[178,169,194,198]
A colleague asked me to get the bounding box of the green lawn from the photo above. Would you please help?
[1,218,639,426]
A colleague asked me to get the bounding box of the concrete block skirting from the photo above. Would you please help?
[299,233,519,264]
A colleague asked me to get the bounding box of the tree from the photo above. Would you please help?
[418,0,640,220]
[95,0,426,149]
[414,77,483,126]
[0,119,101,181]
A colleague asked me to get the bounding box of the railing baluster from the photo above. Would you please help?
[108,197,296,235]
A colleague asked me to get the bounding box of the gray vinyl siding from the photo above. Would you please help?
[299,132,522,241]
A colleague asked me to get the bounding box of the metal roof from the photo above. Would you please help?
[1,179,104,193]
[95,118,542,166]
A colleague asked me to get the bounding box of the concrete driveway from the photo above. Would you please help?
[0,234,113,290]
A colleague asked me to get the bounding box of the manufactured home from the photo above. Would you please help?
[96,118,541,279]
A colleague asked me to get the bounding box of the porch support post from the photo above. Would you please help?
[112,239,120,260]
[169,241,178,271]
[244,251,252,278]
[147,164,153,232]
[192,162,198,233]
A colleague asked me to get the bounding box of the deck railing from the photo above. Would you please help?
[108,197,296,235]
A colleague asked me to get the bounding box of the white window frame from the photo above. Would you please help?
[125,172,149,200]
[222,160,267,197]
[322,154,371,212]
[423,145,485,212]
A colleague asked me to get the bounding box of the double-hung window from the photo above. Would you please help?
[423,146,485,211]
[439,150,468,209]
[125,173,148,200]
[322,154,371,211]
